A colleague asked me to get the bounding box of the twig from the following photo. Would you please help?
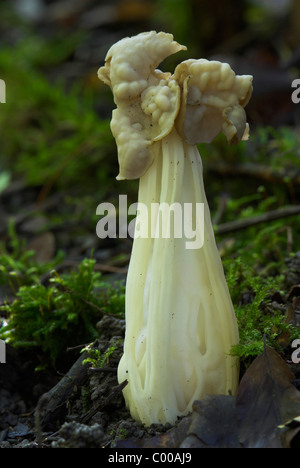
[39,259,128,285]
[206,161,300,186]
[66,343,92,352]
[88,366,116,373]
[35,351,91,431]
[212,194,228,225]
[34,393,51,448]
[215,205,300,235]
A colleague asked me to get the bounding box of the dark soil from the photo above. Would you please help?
[0,315,160,449]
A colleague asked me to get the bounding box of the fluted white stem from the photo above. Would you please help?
[118,128,239,425]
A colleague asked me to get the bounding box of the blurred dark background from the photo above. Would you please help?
[2,1,300,126]
[0,0,300,272]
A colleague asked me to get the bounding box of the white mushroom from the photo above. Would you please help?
[98,31,253,426]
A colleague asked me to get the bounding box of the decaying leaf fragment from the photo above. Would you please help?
[236,346,300,448]
[180,395,241,448]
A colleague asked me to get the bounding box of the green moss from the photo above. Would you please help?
[0,35,117,196]
[224,257,299,363]
[82,338,122,368]
[0,220,64,291]
[0,258,125,370]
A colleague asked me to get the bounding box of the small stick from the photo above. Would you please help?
[215,205,300,235]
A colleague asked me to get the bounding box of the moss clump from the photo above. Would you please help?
[82,338,122,369]
[0,258,125,370]
[225,257,299,363]
[0,220,64,291]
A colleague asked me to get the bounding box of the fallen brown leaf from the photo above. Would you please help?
[180,395,241,448]
[236,346,300,448]
[115,347,300,448]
